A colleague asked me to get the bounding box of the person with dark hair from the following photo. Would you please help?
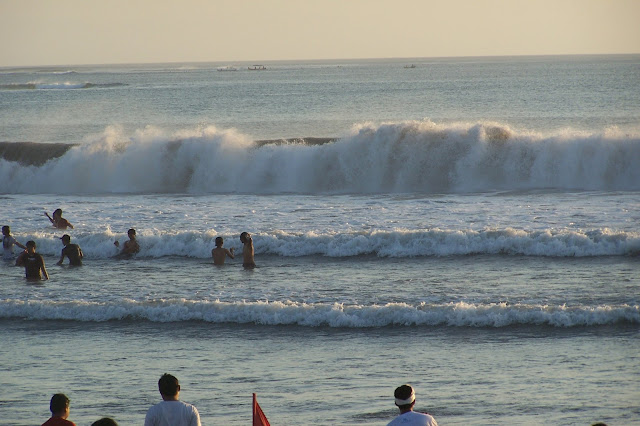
[144,373,201,426]
[387,384,437,426]
[16,240,48,280]
[2,225,26,260]
[45,209,74,229]
[42,393,75,426]
[212,236,234,265]
[91,418,118,426]
[57,234,83,266]
[114,228,140,257]
[240,231,255,269]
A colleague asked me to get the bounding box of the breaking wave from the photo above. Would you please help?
[0,298,637,328]
[0,121,639,194]
[10,227,640,258]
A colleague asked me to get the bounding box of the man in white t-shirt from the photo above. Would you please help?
[144,373,201,426]
[387,384,438,426]
[2,225,26,260]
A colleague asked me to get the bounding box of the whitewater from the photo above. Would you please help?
[1,56,639,425]
[2,121,639,194]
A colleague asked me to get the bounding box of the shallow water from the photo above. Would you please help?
[1,192,639,425]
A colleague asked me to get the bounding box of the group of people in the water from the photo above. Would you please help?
[3,208,256,281]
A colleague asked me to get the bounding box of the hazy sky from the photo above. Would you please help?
[1,0,639,66]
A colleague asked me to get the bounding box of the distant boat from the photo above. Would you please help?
[217,66,238,71]
[248,65,267,70]
[404,64,416,69]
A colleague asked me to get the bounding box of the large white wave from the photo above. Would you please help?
[12,227,640,258]
[0,298,637,327]
[1,121,639,194]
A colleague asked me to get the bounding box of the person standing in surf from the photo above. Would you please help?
[240,231,255,269]
[114,228,140,257]
[212,236,234,265]
[45,208,74,229]
[57,234,84,266]
[16,240,49,280]
[2,225,27,260]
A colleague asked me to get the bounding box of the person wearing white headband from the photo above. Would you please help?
[387,384,438,426]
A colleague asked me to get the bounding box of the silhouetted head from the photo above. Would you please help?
[50,393,70,416]
[2,225,9,236]
[158,373,180,398]
[127,229,136,238]
[215,236,223,247]
[91,418,118,426]
[53,208,63,218]
[60,234,71,244]
[240,232,250,243]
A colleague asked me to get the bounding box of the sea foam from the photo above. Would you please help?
[11,227,640,258]
[0,298,637,328]
[1,121,639,194]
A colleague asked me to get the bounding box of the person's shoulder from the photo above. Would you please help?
[41,418,76,426]
[387,411,436,426]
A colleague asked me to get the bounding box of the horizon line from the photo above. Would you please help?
[1,52,639,70]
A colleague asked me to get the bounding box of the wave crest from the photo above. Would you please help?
[11,228,640,258]
[1,299,637,328]
[1,121,639,194]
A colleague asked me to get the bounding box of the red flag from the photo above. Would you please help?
[253,393,271,426]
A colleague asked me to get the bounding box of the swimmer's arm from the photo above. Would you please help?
[226,248,235,259]
[15,251,26,266]
[15,241,26,250]
[56,251,65,266]
[44,212,54,223]
[40,258,49,280]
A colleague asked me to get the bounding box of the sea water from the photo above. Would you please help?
[0,56,639,425]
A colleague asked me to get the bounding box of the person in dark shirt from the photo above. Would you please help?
[15,240,49,280]
[57,234,84,266]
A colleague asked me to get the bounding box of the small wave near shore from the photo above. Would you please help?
[0,298,637,328]
[7,227,640,258]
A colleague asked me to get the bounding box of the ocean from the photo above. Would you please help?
[1,55,639,425]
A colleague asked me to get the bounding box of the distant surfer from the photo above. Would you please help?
[212,236,234,265]
[240,231,255,269]
[114,228,140,257]
[2,225,27,261]
[45,208,74,229]
[15,240,49,280]
[57,234,84,266]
